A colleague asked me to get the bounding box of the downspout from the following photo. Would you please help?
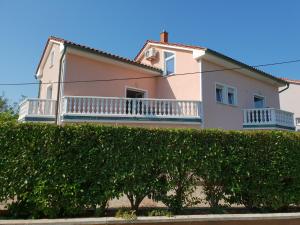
[279,82,290,93]
[55,45,67,125]
[33,73,41,98]
[37,80,41,98]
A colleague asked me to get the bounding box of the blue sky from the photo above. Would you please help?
[0,0,300,103]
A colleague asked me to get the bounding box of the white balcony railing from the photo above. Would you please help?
[62,96,202,119]
[18,98,57,120]
[243,108,295,129]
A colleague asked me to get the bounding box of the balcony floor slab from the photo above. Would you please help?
[62,114,202,125]
[19,115,56,123]
[243,124,295,131]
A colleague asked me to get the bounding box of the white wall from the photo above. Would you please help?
[280,82,300,131]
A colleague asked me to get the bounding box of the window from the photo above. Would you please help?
[126,89,145,98]
[254,95,265,108]
[216,84,225,103]
[215,83,237,106]
[164,51,175,75]
[296,118,300,126]
[50,51,54,67]
[227,87,236,105]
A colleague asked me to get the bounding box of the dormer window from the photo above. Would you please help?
[164,51,175,76]
[50,51,54,67]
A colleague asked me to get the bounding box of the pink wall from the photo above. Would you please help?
[63,53,158,98]
[201,60,280,130]
[139,46,201,100]
[39,43,62,100]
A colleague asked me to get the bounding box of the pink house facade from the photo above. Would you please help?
[18,32,295,130]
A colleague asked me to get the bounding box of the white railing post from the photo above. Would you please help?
[63,97,68,114]
[270,108,276,124]
[243,110,247,124]
[132,99,136,115]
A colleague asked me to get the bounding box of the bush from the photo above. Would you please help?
[113,128,169,212]
[148,209,173,217]
[223,130,300,210]
[115,208,137,220]
[0,124,119,218]
[0,123,300,218]
[193,130,228,211]
[0,112,17,123]
[152,129,202,214]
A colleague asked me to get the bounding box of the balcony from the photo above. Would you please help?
[18,98,57,122]
[243,108,295,130]
[61,96,202,124]
[18,97,202,124]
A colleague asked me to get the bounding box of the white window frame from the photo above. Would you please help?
[215,82,238,106]
[253,94,266,108]
[50,51,54,68]
[227,86,237,106]
[215,83,226,104]
[163,50,176,76]
[295,117,300,126]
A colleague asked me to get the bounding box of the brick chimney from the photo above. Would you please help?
[160,30,168,43]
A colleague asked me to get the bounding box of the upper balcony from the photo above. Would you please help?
[61,96,202,124]
[19,96,202,125]
[243,108,295,130]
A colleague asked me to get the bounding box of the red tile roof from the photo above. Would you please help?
[36,36,162,75]
[281,78,300,84]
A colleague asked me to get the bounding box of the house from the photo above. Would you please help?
[18,31,295,130]
[279,78,300,131]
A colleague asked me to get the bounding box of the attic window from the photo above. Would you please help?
[164,51,175,76]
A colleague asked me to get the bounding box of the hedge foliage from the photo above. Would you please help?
[0,123,300,218]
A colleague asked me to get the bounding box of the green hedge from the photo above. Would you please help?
[0,123,300,218]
